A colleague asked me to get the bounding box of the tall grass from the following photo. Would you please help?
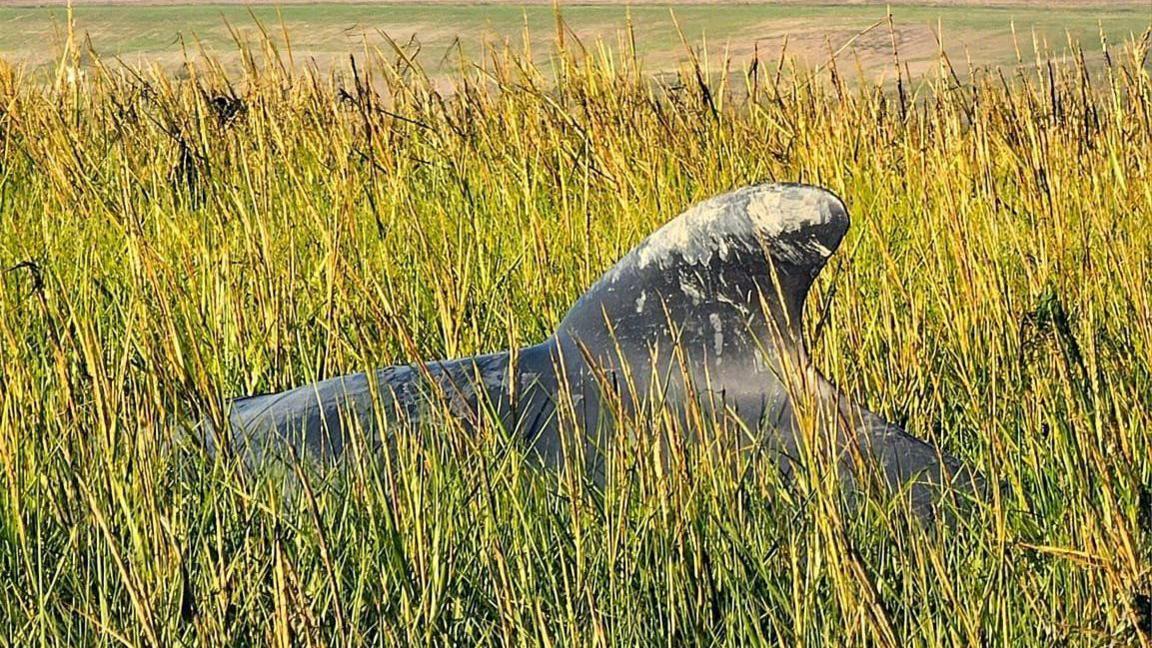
[0,16,1150,645]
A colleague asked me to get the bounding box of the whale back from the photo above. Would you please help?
[220,181,978,520]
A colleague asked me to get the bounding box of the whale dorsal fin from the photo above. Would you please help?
[555,183,849,379]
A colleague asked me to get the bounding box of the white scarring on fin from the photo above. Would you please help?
[625,183,842,276]
[709,312,724,357]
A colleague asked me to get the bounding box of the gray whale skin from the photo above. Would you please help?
[224,183,976,516]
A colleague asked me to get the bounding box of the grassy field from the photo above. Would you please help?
[1,11,1152,647]
[0,2,1149,79]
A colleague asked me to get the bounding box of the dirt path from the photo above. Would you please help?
[0,0,1147,7]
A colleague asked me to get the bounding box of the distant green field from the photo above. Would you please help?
[1,3,1149,78]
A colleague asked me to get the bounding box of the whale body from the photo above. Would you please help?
[223,183,974,516]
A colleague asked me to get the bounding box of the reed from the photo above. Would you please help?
[0,16,1149,645]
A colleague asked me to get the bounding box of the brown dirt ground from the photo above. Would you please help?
[0,0,1147,7]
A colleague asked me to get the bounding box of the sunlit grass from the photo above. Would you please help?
[0,14,1150,646]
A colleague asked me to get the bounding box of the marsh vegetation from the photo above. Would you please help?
[0,14,1150,645]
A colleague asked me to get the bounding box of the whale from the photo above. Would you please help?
[220,182,976,517]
